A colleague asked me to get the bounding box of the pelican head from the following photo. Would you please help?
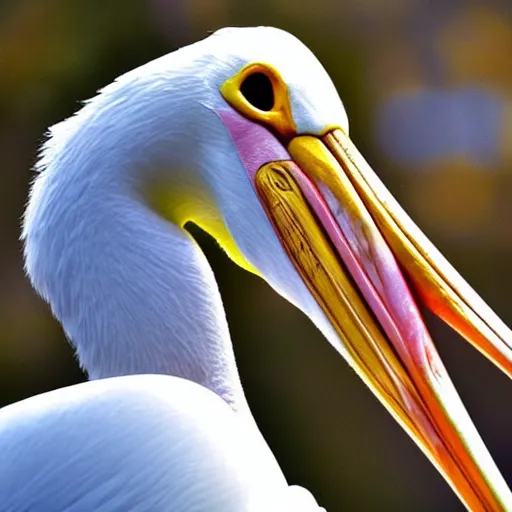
[23,26,512,510]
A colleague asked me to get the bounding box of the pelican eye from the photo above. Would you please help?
[240,72,274,112]
[220,62,296,139]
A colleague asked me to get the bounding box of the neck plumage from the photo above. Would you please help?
[23,97,249,413]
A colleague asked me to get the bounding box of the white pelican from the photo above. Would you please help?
[2,26,511,511]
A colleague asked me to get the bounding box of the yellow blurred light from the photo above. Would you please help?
[408,157,496,235]
[439,6,512,89]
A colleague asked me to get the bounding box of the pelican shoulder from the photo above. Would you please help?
[0,374,295,511]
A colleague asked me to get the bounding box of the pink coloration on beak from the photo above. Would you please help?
[287,164,445,400]
[216,108,289,179]
[218,106,434,385]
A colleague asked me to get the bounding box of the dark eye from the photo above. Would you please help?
[240,72,274,111]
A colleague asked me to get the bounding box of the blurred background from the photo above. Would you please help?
[1,0,511,509]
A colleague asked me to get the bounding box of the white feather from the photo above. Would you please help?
[0,375,305,511]
[10,26,346,510]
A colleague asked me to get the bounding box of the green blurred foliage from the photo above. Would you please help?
[0,0,511,510]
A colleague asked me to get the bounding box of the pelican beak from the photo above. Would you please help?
[254,129,512,511]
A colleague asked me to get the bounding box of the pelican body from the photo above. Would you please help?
[1,27,511,511]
